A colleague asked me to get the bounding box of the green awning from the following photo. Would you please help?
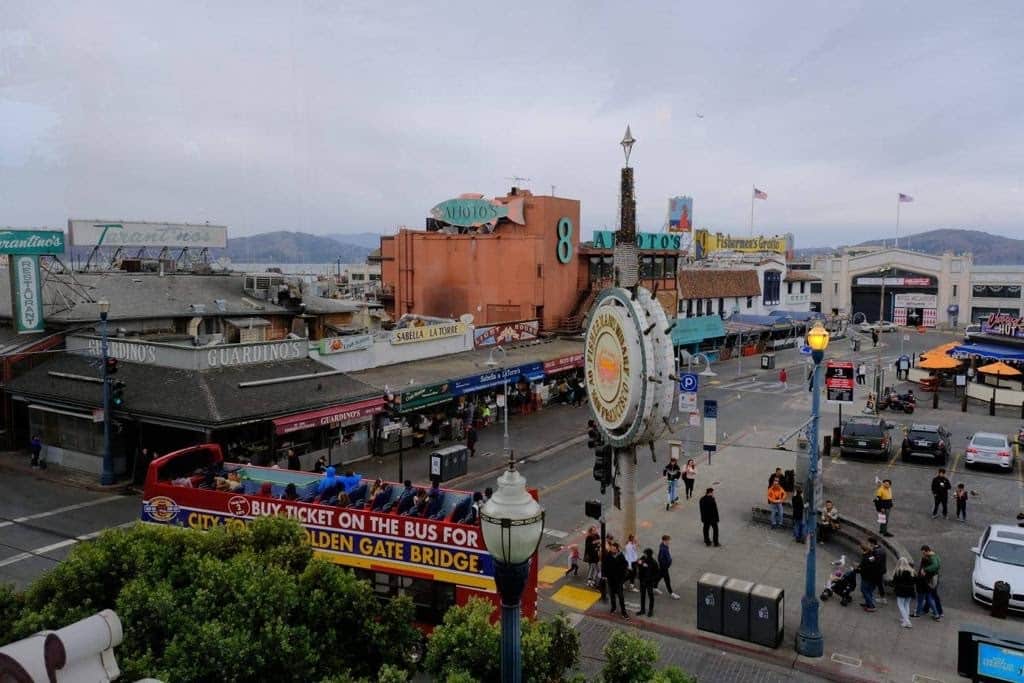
[671,315,726,347]
[398,382,452,413]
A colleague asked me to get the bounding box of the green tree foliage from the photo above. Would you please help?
[0,518,420,682]
[650,667,697,683]
[601,631,659,683]
[425,599,581,682]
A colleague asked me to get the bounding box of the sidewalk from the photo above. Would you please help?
[536,427,962,683]
[0,451,135,494]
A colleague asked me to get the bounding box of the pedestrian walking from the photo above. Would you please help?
[871,329,879,347]
[29,434,42,468]
[767,479,787,529]
[954,483,968,522]
[602,542,630,620]
[931,468,951,519]
[869,537,888,604]
[564,544,580,577]
[428,416,441,446]
[584,527,601,587]
[286,448,301,471]
[624,534,639,592]
[768,467,784,487]
[663,455,682,510]
[779,367,788,388]
[466,424,477,458]
[891,557,917,628]
[857,362,867,385]
[699,487,720,547]
[913,545,943,620]
[682,458,697,500]
[654,535,680,599]
[635,548,659,617]
[857,542,881,612]
[874,479,894,537]
[792,486,806,542]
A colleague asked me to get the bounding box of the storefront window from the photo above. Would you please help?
[640,256,654,278]
[972,284,1021,299]
[665,256,677,275]
[810,282,822,294]
[29,408,106,456]
[652,257,665,278]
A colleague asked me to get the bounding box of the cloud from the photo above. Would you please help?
[1,1,1022,248]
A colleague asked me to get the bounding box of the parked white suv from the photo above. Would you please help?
[972,524,1024,613]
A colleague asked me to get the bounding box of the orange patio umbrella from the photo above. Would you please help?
[919,342,958,360]
[918,354,961,370]
[977,361,1022,386]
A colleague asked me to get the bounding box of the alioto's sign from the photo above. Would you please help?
[592,230,681,250]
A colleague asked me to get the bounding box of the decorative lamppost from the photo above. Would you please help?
[485,345,510,458]
[480,459,545,683]
[796,322,830,657]
[98,299,115,485]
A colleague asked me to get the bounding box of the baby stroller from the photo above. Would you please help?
[820,555,857,606]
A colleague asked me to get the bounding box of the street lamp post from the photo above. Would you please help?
[98,300,115,486]
[486,346,510,458]
[480,458,545,683]
[796,322,830,657]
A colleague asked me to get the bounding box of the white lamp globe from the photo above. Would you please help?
[480,468,545,566]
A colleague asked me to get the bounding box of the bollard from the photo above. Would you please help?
[823,435,831,454]
[933,390,939,410]
[989,396,996,417]
[962,391,968,413]
[1020,401,1023,420]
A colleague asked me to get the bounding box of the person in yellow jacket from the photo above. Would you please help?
[767,480,788,529]
[874,479,894,537]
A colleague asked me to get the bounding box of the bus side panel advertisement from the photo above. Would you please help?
[141,489,494,584]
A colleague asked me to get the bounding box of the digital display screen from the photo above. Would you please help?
[978,642,1024,683]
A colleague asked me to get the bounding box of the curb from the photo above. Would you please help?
[0,454,136,495]
[588,610,881,683]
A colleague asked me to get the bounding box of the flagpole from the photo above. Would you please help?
[750,186,755,236]
[895,194,901,250]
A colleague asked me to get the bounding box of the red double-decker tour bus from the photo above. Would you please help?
[141,444,538,628]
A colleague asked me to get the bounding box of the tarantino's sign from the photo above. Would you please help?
[0,229,66,254]
[8,255,45,333]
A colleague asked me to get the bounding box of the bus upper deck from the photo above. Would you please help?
[141,444,538,623]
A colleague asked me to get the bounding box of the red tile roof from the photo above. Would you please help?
[677,269,761,299]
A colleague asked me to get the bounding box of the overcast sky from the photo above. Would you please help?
[3,2,1023,247]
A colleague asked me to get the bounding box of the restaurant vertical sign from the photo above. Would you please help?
[1,229,65,334]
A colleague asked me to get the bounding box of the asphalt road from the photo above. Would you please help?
[4,328,1021,629]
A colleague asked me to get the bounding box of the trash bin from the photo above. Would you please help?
[429,445,469,482]
[723,578,754,641]
[697,573,728,634]
[761,354,775,370]
[748,584,785,648]
[992,581,1011,619]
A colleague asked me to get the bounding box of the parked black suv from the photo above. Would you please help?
[900,424,950,465]
[840,417,894,460]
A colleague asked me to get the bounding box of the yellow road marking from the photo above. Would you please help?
[551,585,601,611]
[538,565,567,585]
[539,467,592,497]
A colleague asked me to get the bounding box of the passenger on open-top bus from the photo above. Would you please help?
[460,492,484,525]
[215,471,243,492]
[313,455,327,474]
[282,483,299,501]
[405,488,429,517]
[392,481,416,513]
[369,478,386,500]
[334,491,351,507]
[339,470,362,494]
[258,482,274,497]
[369,480,389,509]
[315,467,344,503]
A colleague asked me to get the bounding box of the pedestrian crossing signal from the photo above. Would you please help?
[112,380,126,408]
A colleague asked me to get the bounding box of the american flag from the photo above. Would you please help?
[753,188,768,200]
[898,193,914,203]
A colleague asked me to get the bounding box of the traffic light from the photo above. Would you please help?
[105,357,118,376]
[111,380,126,408]
[592,445,613,492]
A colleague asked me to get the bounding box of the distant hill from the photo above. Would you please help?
[224,231,372,263]
[324,232,385,250]
[794,229,1024,265]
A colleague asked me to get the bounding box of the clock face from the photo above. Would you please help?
[584,287,674,448]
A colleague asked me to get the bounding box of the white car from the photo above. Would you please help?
[972,524,1024,613]
[965,432,1015,471]
[858,321,896,333]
